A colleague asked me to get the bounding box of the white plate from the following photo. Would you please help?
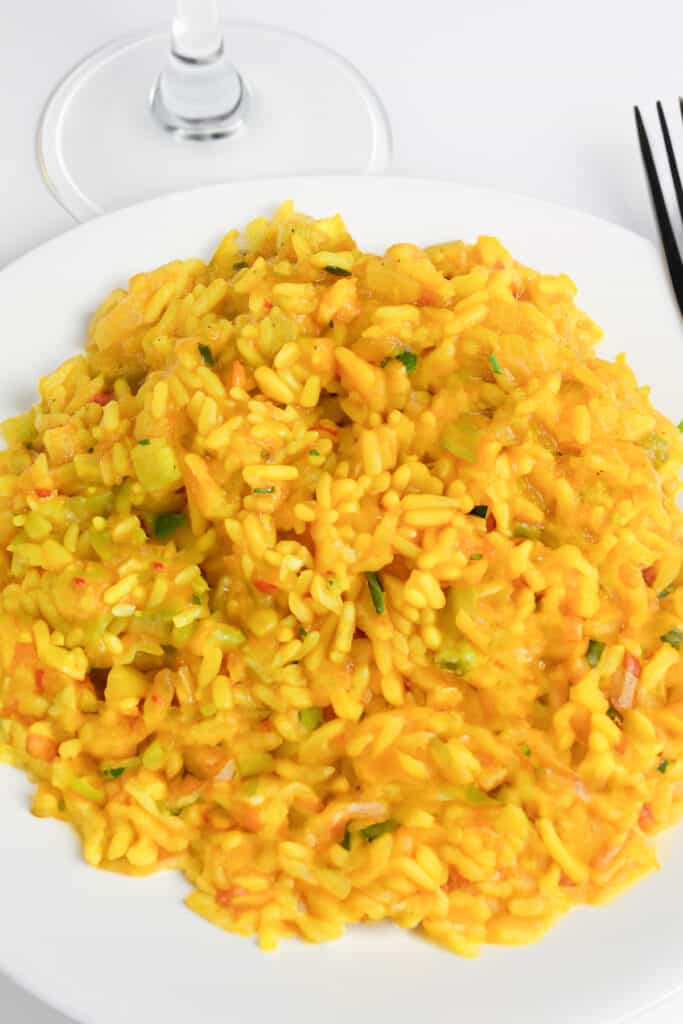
[1,177,682,1024]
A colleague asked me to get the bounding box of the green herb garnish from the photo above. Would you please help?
[521,744,531,757]
[138,438,150,446]
[102,767,125,778]
[360,819,398,842]
[340,825,352,850]
[607,705,623,727]
[657,759,671,774]
[154,512,187,540]
[586,639,605,668]
[309,449,320,457]
[661,628,683,649]
[233,260,248,270]
[658,584,675,599]
[489,353,502,375]
[299,707,324,731]
[366,571,385,613]
[468,505,488,519]
[198,343,215,367]
[470,553,483,561]
[252,487,274,494]
[324,265,352,277]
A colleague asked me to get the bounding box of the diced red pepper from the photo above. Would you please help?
[73,577,86,588]
[215,886,248,906]
[318,423,338,438]
[639,803,654,830]
[34,488,53,499]
[254,579,278,594]
[150,694,160,705]
[91,391,112,406]
[263,300,273,311]
[152,562,165,571]
[624,652,642,680]
[443,868,463,892]
[641,565,656,587]
[34,670,44,693]
[323,705,336,722]
[486,512,497,532]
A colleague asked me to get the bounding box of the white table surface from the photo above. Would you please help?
[2,0,682,1020]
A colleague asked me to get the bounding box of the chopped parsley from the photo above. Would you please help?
[520,744,531,757]
[661,627,683,649]
[340,825,352,850]
[299,707,324,731]
[309,449,320,456]
[470,553,483,561]
[324,265,352,277]
[607,705,624,727]
[657,759,671,774]
[102,767,125,778]
[252,487,274,494]
[360,819,398,842]
[154,512,187,540]
[366,571,385,613]
[658,584,675,599]
[198,343,215,367]
[586,639,605,668]
[489,353,502,375]
[468,505,488,519]
[137,438,150,445]
[233,260,248,270]
[298,626,308,638]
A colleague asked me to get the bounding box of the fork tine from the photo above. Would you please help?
[634,105,683,314]
[656,101,683,228]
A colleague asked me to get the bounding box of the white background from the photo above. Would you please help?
[2,0,683,1020]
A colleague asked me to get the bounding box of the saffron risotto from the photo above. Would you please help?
[1,202,683,958]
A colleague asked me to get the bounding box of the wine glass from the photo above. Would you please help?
[38,0,392,221]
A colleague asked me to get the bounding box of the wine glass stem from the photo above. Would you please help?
[172,0,223,61]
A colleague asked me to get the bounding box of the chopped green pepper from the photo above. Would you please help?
[435,640,478,675]
[198,343,215,367]
[463,785,495,805]
[324,265,352,277]
[470,553,483,561]
[309,449,320,457]
[360,819,398,842]
[366,571,385,614]
[658,584,675,599]
[520,744,531,757]
[468,505,488,518]
[586,639,605,668]
[395,351,417,373]
[661,628,683,649]
[137,438,150,446]
[513,523,542,541]
[102,766,125,778]
[488,353,502,375]
[657,759,671,773]
[607,705,623,727]
[340,825,352,850]
[299,707,324,731]
[154,512,187,539]
[252,487,274,494]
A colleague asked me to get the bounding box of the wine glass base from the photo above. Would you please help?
[38,22,392,222]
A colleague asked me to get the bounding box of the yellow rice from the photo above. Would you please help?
[1,201,683,956]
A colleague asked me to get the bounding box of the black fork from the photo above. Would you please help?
[634,100,683,314]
